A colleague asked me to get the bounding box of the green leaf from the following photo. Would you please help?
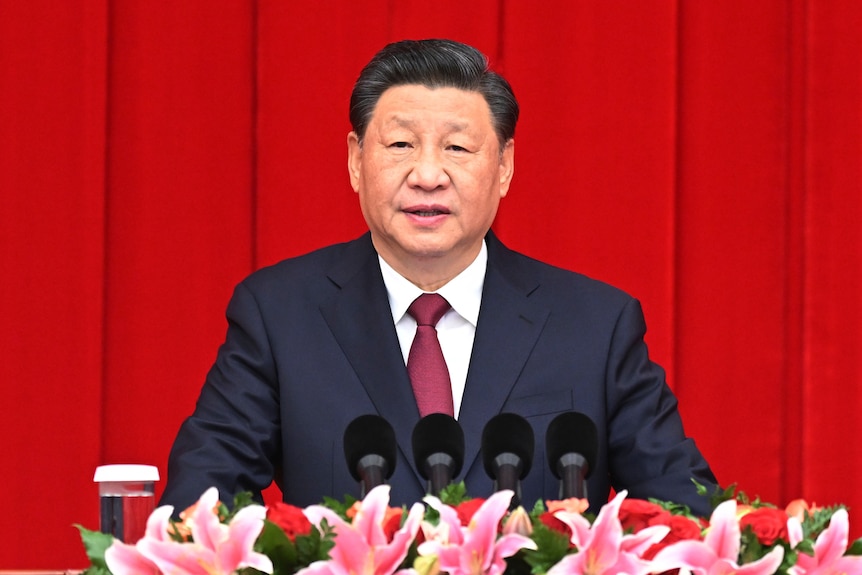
[528,499,546,520]
[438,481,468,506]
[166,518,187,543]
[795,539,815,556]
[738,527,765,565]
[297,519,336,567]
[847,536,862,556]
[520,522,572,574]
[74,524,114,574]
[700,481,739,510]
[803,505,846,539]
[232,491,258,511]
[321,494,358,520]
[256,519,298,574]
[651,497,694,517]
[776,544,798,575]
[253,519,336,575]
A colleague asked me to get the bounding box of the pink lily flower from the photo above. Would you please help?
[104,504,173,574]
[106,487,273,575]
[650,498,784,575]
[297,484,424,575]
[419,490,537,575]
[788,508,862,575]
[546,490,670,575]
[502,506,533,537]
[104,541,160,574]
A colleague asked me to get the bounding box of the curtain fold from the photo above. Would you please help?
[2,1,860,567]
[1,0,108,565]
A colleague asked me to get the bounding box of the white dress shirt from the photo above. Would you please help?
[378,241,487,419]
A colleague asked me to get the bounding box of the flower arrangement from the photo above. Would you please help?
[78,483,862,575]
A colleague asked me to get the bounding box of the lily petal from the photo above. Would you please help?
[734,546,785,575]
[304,484,422,575]
[104,540,160,575]
[189,487,223,552]
[813,508,850,567]
[704,499,742,561]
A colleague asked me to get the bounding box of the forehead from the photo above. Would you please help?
[369,84,494,130]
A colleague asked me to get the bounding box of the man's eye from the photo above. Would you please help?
[389,141,411,149]
[448,145,468,152]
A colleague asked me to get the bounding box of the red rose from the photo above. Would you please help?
[382,507,404,542]
[538,511,572,538]
[739,507,789,546]
[644,514,704,559]
[537,498,588,543]
[618,499,671,532]
[455,498,486,526]
[267,501,313,541]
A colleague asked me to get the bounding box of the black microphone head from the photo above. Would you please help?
[412,413,465,479]
[344,415,397,482]
[481,413,535,479]
[545,412,598,479]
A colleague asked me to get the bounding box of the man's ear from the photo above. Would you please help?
[347,131,362,192]
[499,138,515,198]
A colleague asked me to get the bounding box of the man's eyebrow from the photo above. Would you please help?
[389,116,469,132]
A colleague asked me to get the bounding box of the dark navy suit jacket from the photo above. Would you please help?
[161,232,716,516]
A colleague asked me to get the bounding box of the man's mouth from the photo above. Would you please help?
[406,206,449,217]
[410,209,445,216]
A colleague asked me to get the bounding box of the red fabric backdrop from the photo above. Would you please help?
[2,0,860,568]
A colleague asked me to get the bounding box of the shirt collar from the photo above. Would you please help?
[378,240,487,326]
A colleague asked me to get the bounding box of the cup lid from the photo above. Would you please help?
[94,464,160,483]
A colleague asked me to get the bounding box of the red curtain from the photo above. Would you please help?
[2,0,860,568]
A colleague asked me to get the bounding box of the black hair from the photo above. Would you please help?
[349,39,519,147]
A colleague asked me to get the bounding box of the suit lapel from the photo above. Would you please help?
[318,233,549,490]
[318,235,425,488]
[458,234,550,479]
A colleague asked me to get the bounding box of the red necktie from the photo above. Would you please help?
[407,293,455,417]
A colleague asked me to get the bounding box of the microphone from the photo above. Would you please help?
[545,412,598,499]
[343,415,397,497]
[481,413,534,507]
[412,413,465,496]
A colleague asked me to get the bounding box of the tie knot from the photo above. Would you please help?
[408,293,451,327]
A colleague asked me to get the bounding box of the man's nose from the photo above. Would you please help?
[407,147,450,191]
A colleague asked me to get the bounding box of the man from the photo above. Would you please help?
[161,39,717,516]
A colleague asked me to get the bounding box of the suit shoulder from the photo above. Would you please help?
[500,246,635,307]
[239,235,371,292]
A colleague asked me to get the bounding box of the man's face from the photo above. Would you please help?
[348,84,514,283]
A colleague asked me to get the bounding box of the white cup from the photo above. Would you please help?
[94,464,160,542]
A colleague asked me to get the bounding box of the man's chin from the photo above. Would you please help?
[403,244,452,261]
[372,230,476,264]
[393,242,459,267]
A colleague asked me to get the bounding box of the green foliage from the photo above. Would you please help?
[252,518,335,575]
[651,497,695,518]
[299,519,336,565]
[527,498,546,518]
[802,505,846,539]
[738,527,797,575]
[520,522,571,574]
[697,479,739,510]
[76,483,862,575]
[321,494,359,521]
[227,491,259,520]
[75,524,114,575]
[253,519,297,574]
[438,481,469,506]
[420,481,471,525]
